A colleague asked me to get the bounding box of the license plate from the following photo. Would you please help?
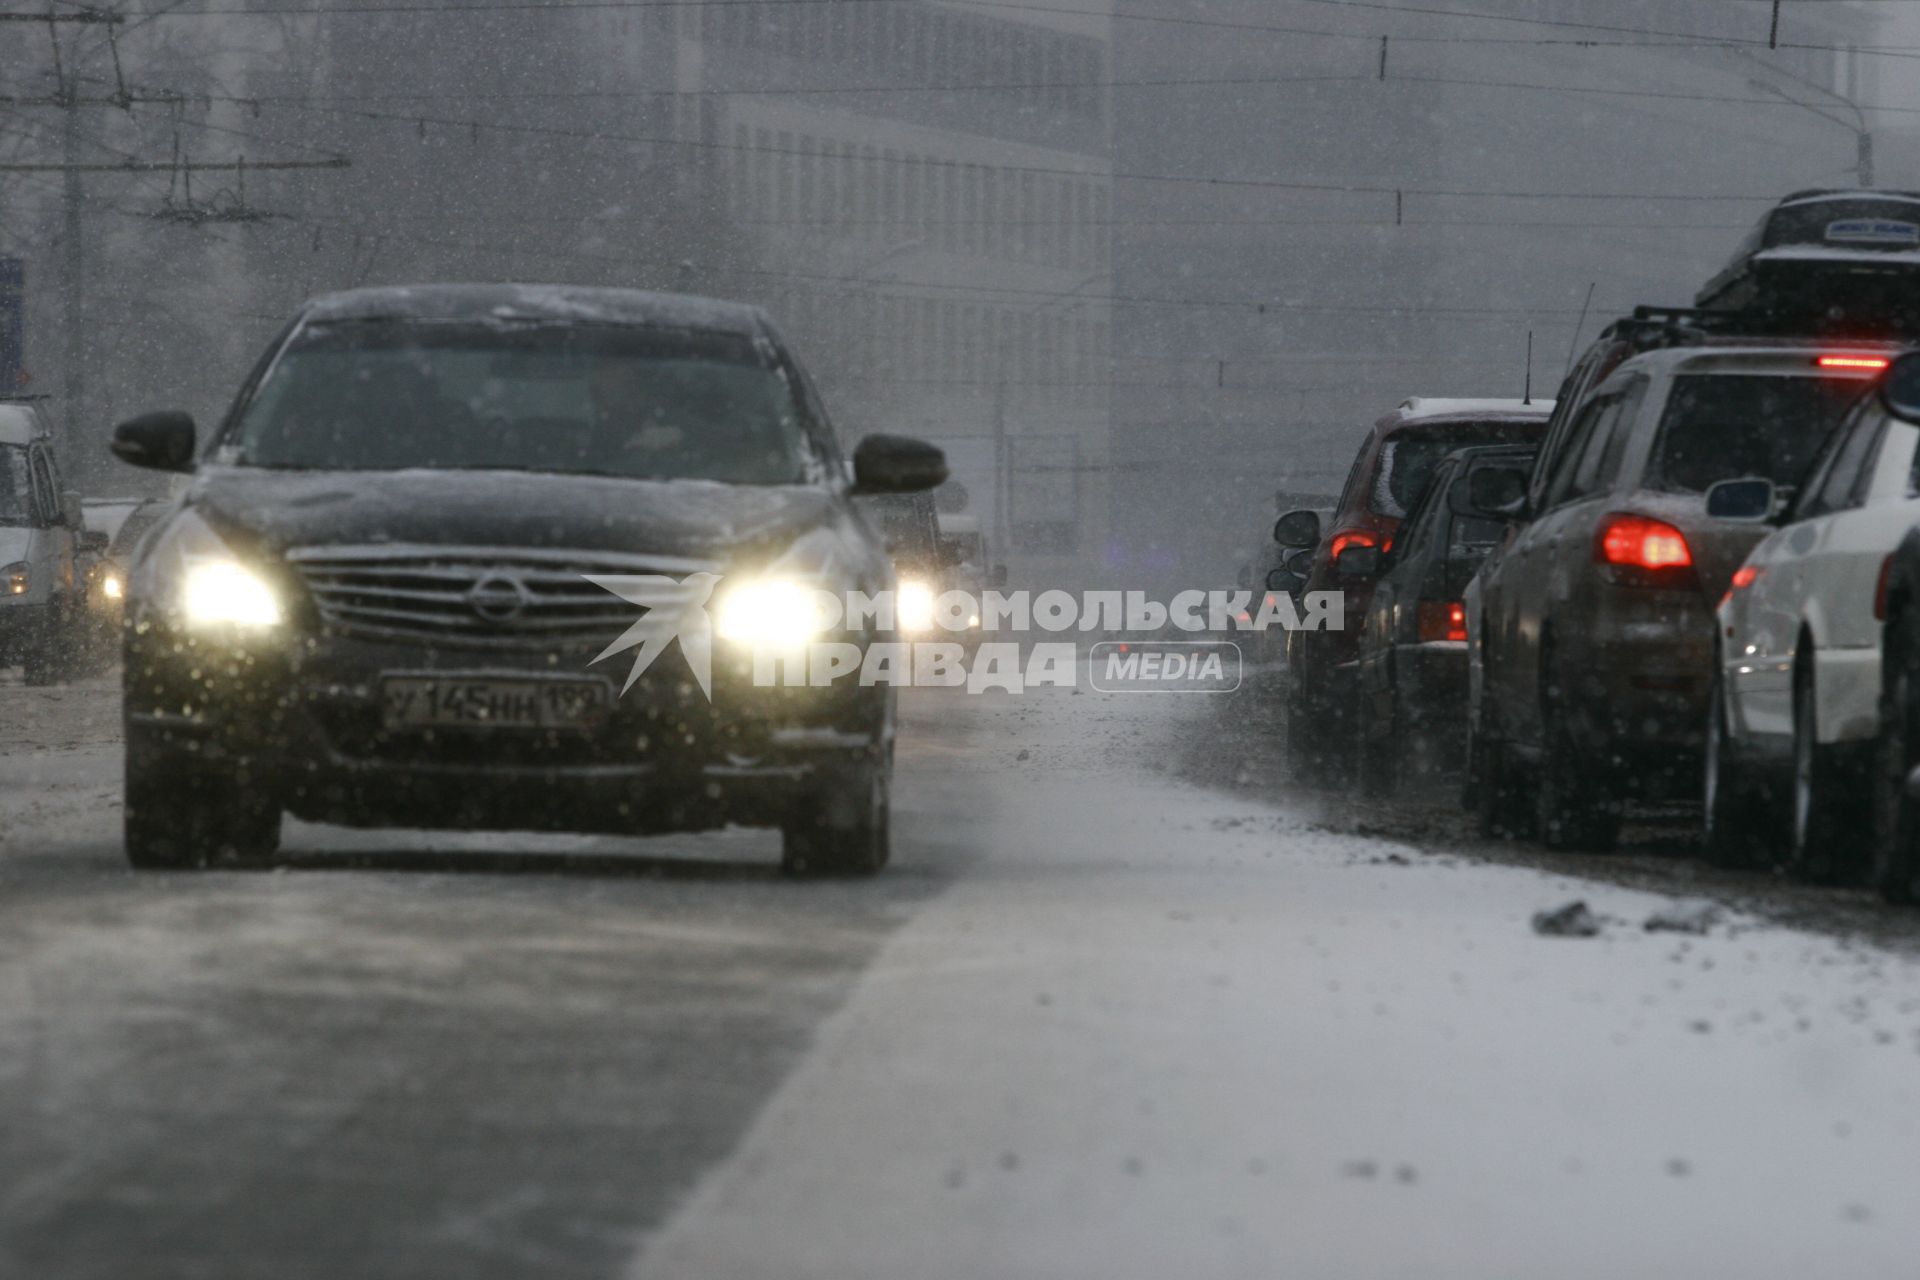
[381,676,609,730]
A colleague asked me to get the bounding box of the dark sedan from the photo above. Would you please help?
[1351,444,1537,796]
[108,284,945,876]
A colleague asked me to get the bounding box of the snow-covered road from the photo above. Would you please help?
[4,677,1919,1278]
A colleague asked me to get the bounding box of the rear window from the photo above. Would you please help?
[1370,422,1541,517]
[1645,374,1864,495]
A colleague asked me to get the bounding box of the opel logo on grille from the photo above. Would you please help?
[467,572,533,624]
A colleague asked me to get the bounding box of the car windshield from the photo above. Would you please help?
[857,492,940,558]
[232,321,811,484]
[0,445,31,526]
[1372,422,1540,517]
[1646,373,1864,494]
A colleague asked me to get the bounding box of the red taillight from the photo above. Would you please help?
[1597,514,1693,571]
[1328,529,1377,560]
[1731,565,1760,590]
[1876,554,1894,621]
[1817,354,1891,372]
[1417,600,1468,643]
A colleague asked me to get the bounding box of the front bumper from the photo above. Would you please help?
[125,623,888,834]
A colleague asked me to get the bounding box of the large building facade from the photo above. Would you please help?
[636,0,1115,585]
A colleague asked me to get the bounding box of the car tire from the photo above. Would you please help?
[1703,660,1769,869]
[21,607,69,687]
[1873,614,1920,905]
[1787,656,1853,883]
[780,756,891,878]
[1469,717,1533,840]
[1357,675,1401,799]
[1536,666,1619,853]
[124,740,282,870]
[1286,677,1332,784]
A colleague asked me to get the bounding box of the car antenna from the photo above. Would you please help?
[1522,330,1533,405]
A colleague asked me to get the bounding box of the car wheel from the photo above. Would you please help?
[1788,657,1851,883]
[781,756,891,878]
[1873,616,1920,905]
[1358,674,1401,799]
[21,608,68,686]
[1536,667,1619,853]
[124,739,282,870]
[1703,660,1769,869]
[1469,713,1533,840]
[1286,676,1332,784]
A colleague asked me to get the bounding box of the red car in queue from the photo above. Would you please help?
[1278,398,1554,781]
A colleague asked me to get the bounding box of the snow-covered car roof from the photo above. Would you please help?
[0,403,48,447]
[1613,339,1904,380]
[300,283,771,335]
[1391,397,1555,422]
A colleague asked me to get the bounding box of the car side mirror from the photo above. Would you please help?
[59,489,84,529]
[1335,544,1382,582]
[1265,566,1304,596]
[1455,467,1528,521]
[1273,509,1321,547]
[1705,477,1776,522]
[78,529,109,553]
[1881,352,1920,423]
[111,410,198,473]
[851,434,948,494]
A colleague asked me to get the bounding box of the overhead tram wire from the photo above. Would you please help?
[79,0,1920,63]
[110,91,1797,204]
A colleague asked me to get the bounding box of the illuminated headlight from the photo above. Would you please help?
[3,561,26,596]
[101,573,124,601]
[181,559,282,628]
[714,578,831,649]
[895,578,936,633]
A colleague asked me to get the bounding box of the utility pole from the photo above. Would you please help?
[992,380,1010,563]
[59,61,85,455]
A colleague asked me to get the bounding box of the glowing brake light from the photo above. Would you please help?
[1817,355,1890,372]
[1417,600,1468,643]
[1730,565,1761,590]
[1596,514,1693,573]
[1328,529,1378,560]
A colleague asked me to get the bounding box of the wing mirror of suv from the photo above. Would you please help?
[1273,508,1321,547]
[1266,566,1305,596]
[1881,352,1920,423]
[1334,544,1382,582]
[850,434,948,495]
[1704,477,1776,522]
[1454,467,1528,522]
[110,410,197,473]
[59,489,84,530]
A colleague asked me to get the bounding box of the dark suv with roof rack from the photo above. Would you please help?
[1462,305,1898,849]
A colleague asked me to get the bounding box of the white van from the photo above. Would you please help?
[0,400,93,684]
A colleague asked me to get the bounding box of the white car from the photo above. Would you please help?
[1709,380,1920,878]
[0,399,94,684]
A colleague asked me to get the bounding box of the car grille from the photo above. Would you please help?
[287,544,719,648]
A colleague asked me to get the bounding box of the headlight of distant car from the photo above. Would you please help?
[100,572,123,600]
[895,578,936,633]
[137,510,284,630]
[3,561,27,596]
[714,578,834,650]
